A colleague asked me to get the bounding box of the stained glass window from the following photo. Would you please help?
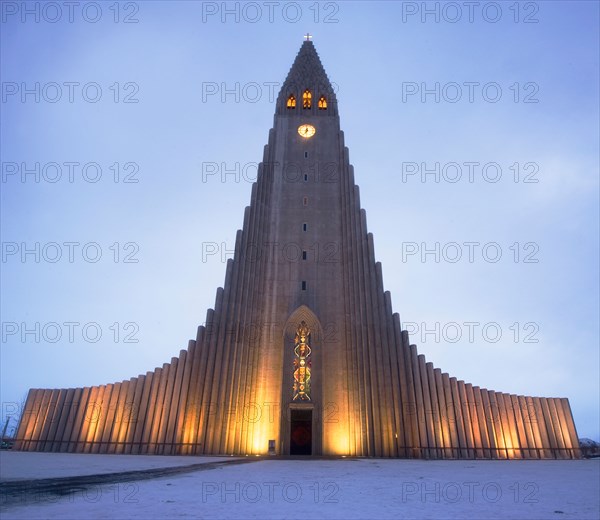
[293,321,312,401]
[287,94,296,109]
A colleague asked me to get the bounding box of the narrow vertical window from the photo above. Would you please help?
[302,251,307,260]
[304,174,308,182]
[293,321,311,401]
[318,96,327,110]
[303,89,312,109]
[303,223,307,232]
[304,151,309,159]
[287,94,296,109]
[303,196,308,206]
[301,281,307,291]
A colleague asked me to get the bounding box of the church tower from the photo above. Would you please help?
[14,39,580,459]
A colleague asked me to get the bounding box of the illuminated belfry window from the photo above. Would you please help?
[293,321,312,401]
[303,89,312,109]
[286,94,296,109]
[318,96,327,110]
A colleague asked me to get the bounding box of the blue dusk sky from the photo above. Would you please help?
[1,1,599,441]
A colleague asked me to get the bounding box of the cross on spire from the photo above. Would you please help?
[304,33,312,41]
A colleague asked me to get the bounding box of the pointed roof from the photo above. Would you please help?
[276,40,337,114]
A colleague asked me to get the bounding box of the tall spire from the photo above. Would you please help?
[276,39,337,115]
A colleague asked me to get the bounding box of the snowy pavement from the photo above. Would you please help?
[1,453,598,519]
[0,452,235,481]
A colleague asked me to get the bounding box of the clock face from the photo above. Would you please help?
[298,124,316,138]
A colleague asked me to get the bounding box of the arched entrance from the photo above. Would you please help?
[281,305,323,455]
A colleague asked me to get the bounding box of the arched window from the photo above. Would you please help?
[302,89,312,109]
[318,96,327,110]
[286,94,296,109]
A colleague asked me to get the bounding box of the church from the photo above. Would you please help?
[14,38,580,459]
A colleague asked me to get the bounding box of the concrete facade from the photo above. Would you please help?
[14,41,580,458]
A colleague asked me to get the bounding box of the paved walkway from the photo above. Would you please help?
[0,451,238,481]
[0,452,255,507]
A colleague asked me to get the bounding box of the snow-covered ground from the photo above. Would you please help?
[1,453,598,519]
[0,451,234,481]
